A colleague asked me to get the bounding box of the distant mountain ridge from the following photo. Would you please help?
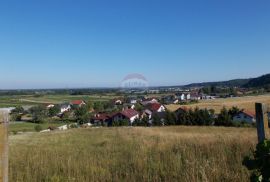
[184,73,270,88]
[243,74,270,88]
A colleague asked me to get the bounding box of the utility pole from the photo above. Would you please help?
[255,103,270,143]
[0,111,8,182]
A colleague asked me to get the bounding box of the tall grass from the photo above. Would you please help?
[9,126,257,182]
[1,112,9,181]
[0,113,3,180]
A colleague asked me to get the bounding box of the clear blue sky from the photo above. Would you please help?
[0,0,269,89]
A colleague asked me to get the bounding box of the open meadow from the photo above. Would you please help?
[166,94,270,113]
[0,94,115,108]
[9,126,257,182]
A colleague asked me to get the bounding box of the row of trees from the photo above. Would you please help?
[133,106,244,127]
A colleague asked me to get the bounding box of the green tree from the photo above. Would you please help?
[74,106,89,124]
[30,105,48,123]
[48,105,60,117]
[11,106,24,114]
[152,113,163,126]
[164,111,176,126]
[228,106,241,119]
[10,106,25,121]
[133,117,149,126]
[135,103,144,113]
[215,107,232,126]
[93,102,104,112]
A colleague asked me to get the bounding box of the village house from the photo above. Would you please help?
[233,110,256,124]
[71,100,86,108]
[92,113,111,126]
[140,98,159,106]
[190,93,202,100]
[60,103,71,113]
[46,104,55,109]
[146,103,166,113]
[123,103,136,110]
[113,98,123,105]
[176,93,190,101]
[162,95,179,104]
[125,96,138,104]
[141,109,153,120]
[111,109,139,124]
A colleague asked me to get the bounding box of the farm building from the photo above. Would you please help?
[233,110,256,124]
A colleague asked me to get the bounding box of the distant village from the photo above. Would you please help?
[6,87,262,134]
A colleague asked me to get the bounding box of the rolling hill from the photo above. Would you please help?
[184,73,270,88]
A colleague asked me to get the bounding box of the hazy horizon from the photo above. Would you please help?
[0,0,269,89]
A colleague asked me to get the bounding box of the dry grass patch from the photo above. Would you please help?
[166,94,270,113]
[9,127,257,182]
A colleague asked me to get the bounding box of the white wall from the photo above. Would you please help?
[233,113,255,124]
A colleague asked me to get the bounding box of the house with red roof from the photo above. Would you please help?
[92,113,111,126]
[71,100,86,107]
[111,109,139,124]
[233,110,256,124]
[146,103,166,113]
[140,98,159,106]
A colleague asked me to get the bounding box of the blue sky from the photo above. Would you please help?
[0,0,269,89]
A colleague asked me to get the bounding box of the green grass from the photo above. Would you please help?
[9,126,256,181]
[0,94,115,108]
[9,122,65,133]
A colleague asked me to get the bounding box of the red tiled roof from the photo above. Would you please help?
[93,113,110,120]
[121,109,139,119]
[71,100,85,105]
[147,103,162,112]
[242,110,255,118]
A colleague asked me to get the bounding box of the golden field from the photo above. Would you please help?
[166,94,270,113]
[9,127,257,182]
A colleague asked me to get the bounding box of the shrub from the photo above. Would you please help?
[243,140,270,182]
[34,125,43,132]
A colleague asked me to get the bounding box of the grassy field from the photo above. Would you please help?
[0,94,115,108]
[8,122,65,133]
[166,94,270,113]
[9,126,256,182]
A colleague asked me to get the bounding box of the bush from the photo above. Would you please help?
[243,140,270,182]
[69,123,78,128]
[34,125,43,132]
[112,119,129,127]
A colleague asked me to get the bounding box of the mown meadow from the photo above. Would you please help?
[9,126,257,182]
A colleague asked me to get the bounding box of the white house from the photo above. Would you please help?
[130,99,137,104]
[233,110,256,124]
[46,104,55,109]
[177,94,185,101]
[190,93,201,100]
[142,109,153,120]
[146,103,166,113]
[186,94,191,100]
[60,104,71,113]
